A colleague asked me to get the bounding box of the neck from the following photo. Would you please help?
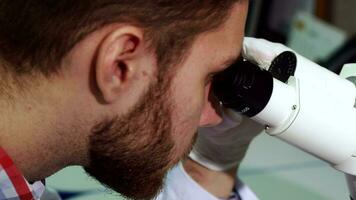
[0,76,89,182]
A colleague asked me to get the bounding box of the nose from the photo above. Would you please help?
[199,83,223,127]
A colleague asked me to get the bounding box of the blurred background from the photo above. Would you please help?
[46,1,356,199]
[246,0,356,73]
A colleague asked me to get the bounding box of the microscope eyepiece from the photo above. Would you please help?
[212,59,274,117]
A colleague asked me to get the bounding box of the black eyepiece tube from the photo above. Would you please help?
[212,59,274,117]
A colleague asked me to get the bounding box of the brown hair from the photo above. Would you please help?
[0,1,238,76]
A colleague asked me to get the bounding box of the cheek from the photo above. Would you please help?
[169,79,205,140]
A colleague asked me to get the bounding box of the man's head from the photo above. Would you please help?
[0,0,248,199]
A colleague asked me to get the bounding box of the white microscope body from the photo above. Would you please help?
[255,56,356,199]
[213,40,356,197]
[254,56,356,176]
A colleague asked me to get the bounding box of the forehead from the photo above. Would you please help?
[190,2,248,68]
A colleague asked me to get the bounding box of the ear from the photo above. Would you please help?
[95,26,145,103]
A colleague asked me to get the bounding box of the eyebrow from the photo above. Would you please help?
[222,53,242,68]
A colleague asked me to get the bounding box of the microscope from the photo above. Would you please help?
[212,38,356,198]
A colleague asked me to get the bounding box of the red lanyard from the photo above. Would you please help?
[0,147,35,200]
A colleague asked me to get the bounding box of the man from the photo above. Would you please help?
[0,0,259,199]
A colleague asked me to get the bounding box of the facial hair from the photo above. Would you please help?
[84,77,181,200]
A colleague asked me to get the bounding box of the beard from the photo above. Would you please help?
[84,75,191,200]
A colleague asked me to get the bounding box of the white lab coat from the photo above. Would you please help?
[156,162,259,200]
